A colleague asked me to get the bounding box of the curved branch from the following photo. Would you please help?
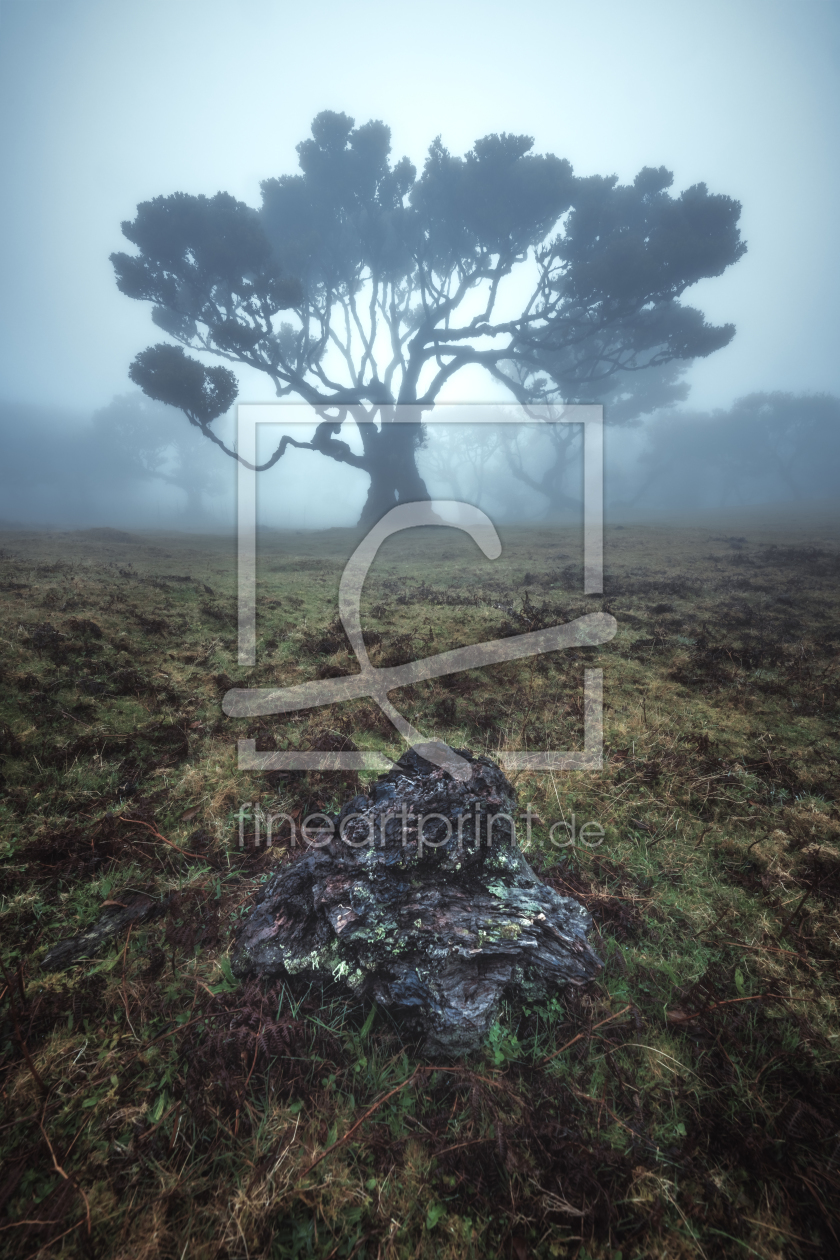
[187,413,368,474]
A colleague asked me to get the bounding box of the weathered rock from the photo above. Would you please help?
[232,747,602,1056]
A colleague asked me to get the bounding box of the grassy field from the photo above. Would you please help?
[1,509,839,1259]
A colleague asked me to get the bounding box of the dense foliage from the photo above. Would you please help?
[113,112,746,522]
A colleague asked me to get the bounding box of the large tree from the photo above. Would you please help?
[112,111,746,525]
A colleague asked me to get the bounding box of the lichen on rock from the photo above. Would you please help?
[232,746,602,1056]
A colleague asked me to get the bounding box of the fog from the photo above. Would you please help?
[2,390,836,532]
[0,0,838,531]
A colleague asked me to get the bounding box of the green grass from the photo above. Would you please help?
[1,512,839,1258]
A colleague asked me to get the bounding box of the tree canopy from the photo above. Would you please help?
[112,110,746,523]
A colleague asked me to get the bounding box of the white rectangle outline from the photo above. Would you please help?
[234,403,605,772]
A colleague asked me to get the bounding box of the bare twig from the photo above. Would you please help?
[298,1063,501,1180]
[299,1069,424,1178]
[20,1219,84,1260]
[781,889,811,934]
[244,1022,263,1090]
[120,921,138,1037]
[539,1005,632,1066]
[1,962,48,1097]
[117,816,205,859]
[38,1112,91,1235]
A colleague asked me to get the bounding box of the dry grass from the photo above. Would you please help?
[1,510,839,1258]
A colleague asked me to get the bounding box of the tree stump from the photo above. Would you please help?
[232,747,602,1056]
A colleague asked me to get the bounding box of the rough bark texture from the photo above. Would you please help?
[357,422,432,527]
[232,747,602,1056]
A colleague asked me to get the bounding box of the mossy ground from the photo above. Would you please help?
[1,510,839,1258]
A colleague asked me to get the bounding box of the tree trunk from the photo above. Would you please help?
[357,421,432,527]
[182,482,205,520]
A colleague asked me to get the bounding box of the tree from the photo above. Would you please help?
[0,393,228,527]
[419,423,506,510]
[633,392,840,509]
[112,111,746,526]
[90,392,228,521]
[721,392,840,501]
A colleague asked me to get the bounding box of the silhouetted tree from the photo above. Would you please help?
[420,423,507,510]
[91,393,227,520]
[634,392,840,508]
[112,111,746,526]
[0,393,228,526]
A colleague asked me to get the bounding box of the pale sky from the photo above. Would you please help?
[1,0,838,416]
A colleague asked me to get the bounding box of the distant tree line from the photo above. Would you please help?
[417,391,840,519]
[2,389,835,529]
[0,394,227,528]
[630,392,840,511]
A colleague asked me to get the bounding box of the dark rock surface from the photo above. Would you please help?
[232,747,602,1056]
[42,894,166,970]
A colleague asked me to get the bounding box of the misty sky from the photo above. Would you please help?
[1,0,839,419]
